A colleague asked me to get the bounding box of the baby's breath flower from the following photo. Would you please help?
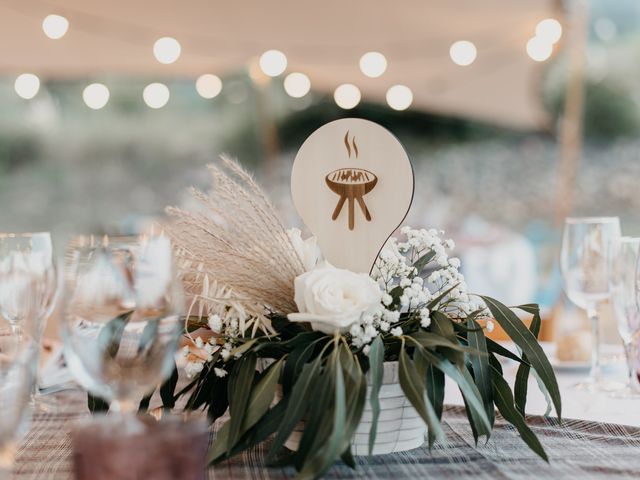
[214,367,228,378]
[390,326,403,337]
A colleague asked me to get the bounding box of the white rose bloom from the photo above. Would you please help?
[288,262,382,335]
[287,228,323,272]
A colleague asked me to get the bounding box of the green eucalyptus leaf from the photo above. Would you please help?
[137,318,160,355]
[226,353,258,452]
[491,366,548,462]
[513,304,541,416]
[367,336,384,457]
[430,311,464,367]
[160,364,179,410]
[241,357,284,433]
[413,250,436,274]
[467,317,494,427]
[411,330,483,354]
[480,296,561,420]
[486,338,530,365]
[398,345,444,442]
[426,283,460,310]
[97,310,133,359]
[266,354,323,464]
[425,365,444,448]
[298,361,347,479]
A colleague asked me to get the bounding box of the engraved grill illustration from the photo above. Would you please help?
[325,131,378,230]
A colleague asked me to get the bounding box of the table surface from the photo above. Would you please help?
[13,343,640,479]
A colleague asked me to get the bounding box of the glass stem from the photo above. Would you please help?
[587,308,601,383]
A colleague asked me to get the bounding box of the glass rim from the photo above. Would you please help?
[564,216,620,224]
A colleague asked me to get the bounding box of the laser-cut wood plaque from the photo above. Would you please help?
[292,118,414,273]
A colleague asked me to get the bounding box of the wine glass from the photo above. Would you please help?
[560,216,621,391]
[608,236,640,398]
[0,322,38,479]
[0,233,58,411]
[61,233,183,416]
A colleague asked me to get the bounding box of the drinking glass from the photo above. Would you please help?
[61,234,183,416]
[0,233,58,410]
[560,216,621,391]
[0,323,38,479]
[608,236,640,398]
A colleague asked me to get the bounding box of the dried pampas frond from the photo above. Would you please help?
[165,155,304,336]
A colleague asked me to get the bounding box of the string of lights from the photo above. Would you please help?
[9,4,563,113]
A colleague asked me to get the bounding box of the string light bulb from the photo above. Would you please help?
[526,36,553,62]
[195,74,222,99]
[284,72,311,98]
[14,74,40,99]
[535,18,562,44]
[153,37,181,64]
[449,40,477,66]
[259,50,287,77]
[359,52,387,78]
[386,85,413,111]
[42,14,69,39]
[83,83,110,110]
[143,83,170,108]
[334,84,361,109]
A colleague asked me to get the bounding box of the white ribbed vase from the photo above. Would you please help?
[284,361,426,455]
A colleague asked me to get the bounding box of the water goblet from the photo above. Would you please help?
[62,234,183,417]
[608,236,640,398]
[0,323,38,479]
[560,216,621,391]
[0,233,58,410]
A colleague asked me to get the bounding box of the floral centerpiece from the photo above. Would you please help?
[163,156,561,479]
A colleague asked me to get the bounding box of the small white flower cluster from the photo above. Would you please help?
[349,226,485,351]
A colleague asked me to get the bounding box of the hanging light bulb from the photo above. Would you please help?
[42,14,69,39]
[153,37,181,64]
[143,83,170,108]
[259,50,287,77]
[284,72,311,98]
[334,84,361,109]
[83,83,110,110]
[14,74,40,99]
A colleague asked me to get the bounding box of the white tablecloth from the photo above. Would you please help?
[444,342,639,427]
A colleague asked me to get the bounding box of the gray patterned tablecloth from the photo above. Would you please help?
[12,391,640,479]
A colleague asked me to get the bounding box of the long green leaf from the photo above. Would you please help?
[425,365,444,448]
[226,353,257,452]
[481,296,561,419]
[367,336,384,457]
[513,304,541,416]
[467,317,494,427]
[241,357,284,433]
[413,250,436,274]
[398,346,444,442]
[266,354,323,463]
[160,364,179,410]
[430,311,464,367]
[491,366,548,462]
[409,340,491,436]
[486,338,530,365]
[298,362,347,479]
[411,330,482,354]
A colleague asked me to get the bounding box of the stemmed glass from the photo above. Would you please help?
[560,216,621,391]
[0,321,38,479]
[608,236,640,398]
[61,234,183,417]
[0,233,58,410]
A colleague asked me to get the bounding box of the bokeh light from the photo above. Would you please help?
[42,14,69,39]
[386,85,413,111]
[195,74,223,99]
[334,84,361,109]
[259,50,288,77]
[526,36,553,62]
[143,83,170,108]
[82,83,110,110]
[153,37,181,64]
[359,52,387,78]
[14,73,40,99]
[284,72,311,98]
[449,40,477,66]
[535,18,562,44]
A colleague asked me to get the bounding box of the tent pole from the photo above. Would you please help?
[555,0,589,225]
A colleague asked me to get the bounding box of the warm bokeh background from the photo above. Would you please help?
[2,0,640,340]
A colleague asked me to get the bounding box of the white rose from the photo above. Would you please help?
[287,228,323,272]
[288,262,382,335]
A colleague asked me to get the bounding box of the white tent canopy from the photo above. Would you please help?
[0,0,560,129]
